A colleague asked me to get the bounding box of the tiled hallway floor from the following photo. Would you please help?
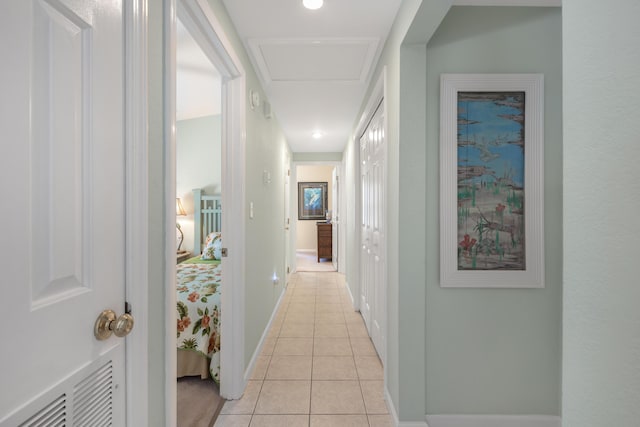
[215,272,393,427]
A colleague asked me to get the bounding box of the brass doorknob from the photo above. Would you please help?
[94,309,135,340]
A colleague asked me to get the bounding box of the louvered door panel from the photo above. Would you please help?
[2,351,122,427]
[73,362,113,426]
[18,395,66,427]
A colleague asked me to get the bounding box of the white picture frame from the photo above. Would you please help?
[440,73,544,288]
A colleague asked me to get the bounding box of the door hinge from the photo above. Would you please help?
[125,301,132,314]
[287,169,291,176]
[221,247,228,257]
[287,266,290,274]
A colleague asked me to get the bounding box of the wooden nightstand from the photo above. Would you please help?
[176,251,191,264]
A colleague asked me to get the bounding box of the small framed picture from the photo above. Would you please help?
[298,182,328,220]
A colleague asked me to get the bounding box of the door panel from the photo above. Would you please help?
[0,0,126,424]
[359,99,386,359]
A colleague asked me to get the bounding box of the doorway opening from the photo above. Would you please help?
[292,163,340,273]
[175,15,225,426]
[165,0,248,425]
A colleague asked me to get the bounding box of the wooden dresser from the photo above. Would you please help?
[316,222,332,262]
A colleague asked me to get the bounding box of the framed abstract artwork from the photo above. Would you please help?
[440,74,545,288]
[298,182,328,220]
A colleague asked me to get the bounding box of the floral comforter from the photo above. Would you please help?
[176,261,221,383]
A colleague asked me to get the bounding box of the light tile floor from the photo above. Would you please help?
[215,272,393,427]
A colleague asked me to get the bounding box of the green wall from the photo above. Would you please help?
[563,0,640,425]
[176,115,222,254]
[424,7,563,415]
[204,0,292,370]
[346,2,563,422]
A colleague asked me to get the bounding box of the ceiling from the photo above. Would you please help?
[222,0,403,153]
[177,19,221,121]
[178,0,561,150]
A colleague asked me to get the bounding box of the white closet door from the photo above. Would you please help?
[359,99,386,358]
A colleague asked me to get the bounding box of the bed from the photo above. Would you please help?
[176,189,223,382]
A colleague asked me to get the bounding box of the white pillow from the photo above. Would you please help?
[201,232,222,260]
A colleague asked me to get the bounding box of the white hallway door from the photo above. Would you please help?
[0,0,128,425]
[360,99,386,357]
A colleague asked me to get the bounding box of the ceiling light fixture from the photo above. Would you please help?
[303,0,323,10]
[312,131,323,139]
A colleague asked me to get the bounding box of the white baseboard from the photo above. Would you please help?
[426,414,561,427]
[345,281,356,309]
[384,386,560,427]
[385,388,429,427]
[243,287,288,382]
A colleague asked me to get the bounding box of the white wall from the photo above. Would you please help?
[176,114,222,254]
[563,0,640,425]
[295,165,334,251]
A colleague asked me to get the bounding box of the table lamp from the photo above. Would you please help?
[176,198,187,252]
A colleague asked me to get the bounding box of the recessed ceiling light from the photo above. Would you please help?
[303,0,323,10]
[312,131,323,139]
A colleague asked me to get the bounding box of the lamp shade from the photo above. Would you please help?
[176,198,187,216]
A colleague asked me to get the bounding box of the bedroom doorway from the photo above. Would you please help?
[166,0,248,424]
[175,13,225,426]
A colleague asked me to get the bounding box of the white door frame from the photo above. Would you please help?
[290,161,343,273]
[352,69,387,365]
[164,1,247,424]
[124,0,149,426]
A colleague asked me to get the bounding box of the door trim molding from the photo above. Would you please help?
[124,0,149,426]
[165,0,248,415]
[164,0,178,423]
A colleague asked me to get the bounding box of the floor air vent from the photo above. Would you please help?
[72,361,113,426]
[18,394,66,427]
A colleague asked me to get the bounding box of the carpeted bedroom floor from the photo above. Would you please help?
[177,377,225,427]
